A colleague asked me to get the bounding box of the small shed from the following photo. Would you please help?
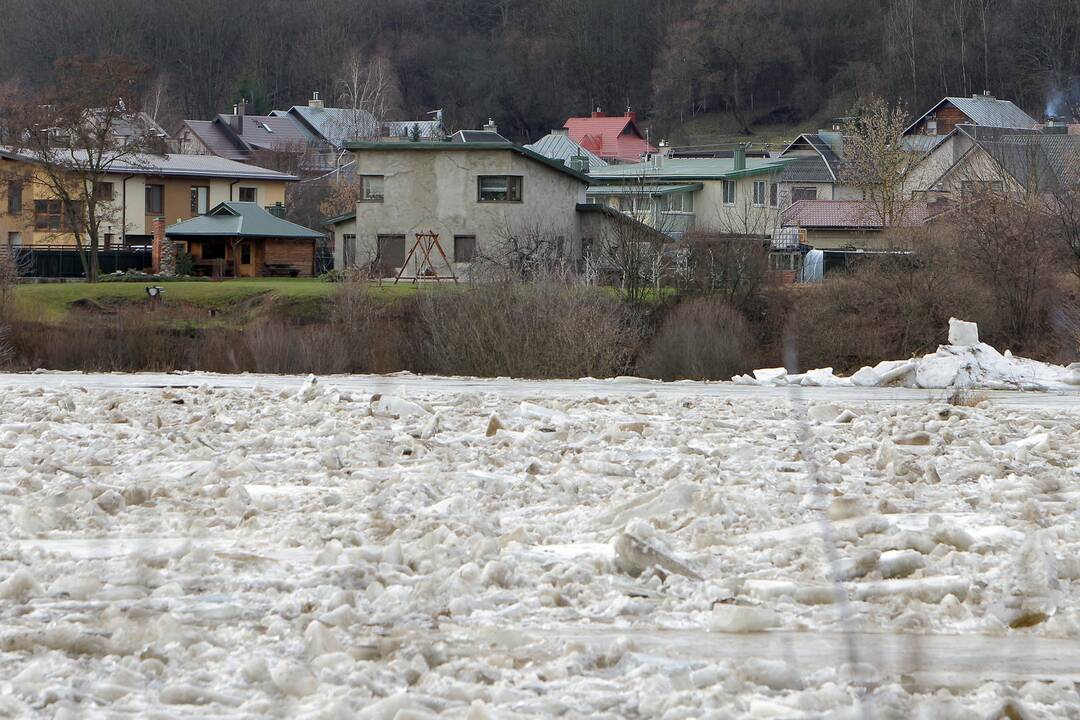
[165,202,323,277]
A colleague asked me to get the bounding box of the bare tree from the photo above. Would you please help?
[467,215,576,283]
[0,55,159,282]
[335,49,401,123]
[839,97,920,228]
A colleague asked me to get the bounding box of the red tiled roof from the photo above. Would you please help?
[563,113,656,163]
[781,200,929,229]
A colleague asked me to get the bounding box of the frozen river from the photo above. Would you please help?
[1,372,1079,717]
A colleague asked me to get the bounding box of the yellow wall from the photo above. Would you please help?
[0,157,288,246]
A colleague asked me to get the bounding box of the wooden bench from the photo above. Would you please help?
[263,263,299,278]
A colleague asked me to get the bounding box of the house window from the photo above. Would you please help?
[94,181,114,201]
[104,233,115,247]
[769,183,778,207]
[7,232,21,246]
[7,181,22,213]
[146,184,164,215]
[453,235,477,263]
[35,200,82,231]
[190,186,209,214]
[926,119,938,135]
[722,180,736,205]
[753,181,767,207]
[377,234,406,269]
[238,187,257,203]
[34,199,62,231]
[791,186,818,202]
[478,175,522,202]
[360,175,384,202]
[342,233,357,266]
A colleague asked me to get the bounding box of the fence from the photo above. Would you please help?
[10,245,153,278]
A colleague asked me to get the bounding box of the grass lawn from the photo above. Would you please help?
[12,278,421,322]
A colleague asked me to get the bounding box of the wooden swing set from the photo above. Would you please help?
[393,230,459,284]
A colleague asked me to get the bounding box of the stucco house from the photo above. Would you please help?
[324,140,647,276]
[0,148,295,247]
[585,148,791,239]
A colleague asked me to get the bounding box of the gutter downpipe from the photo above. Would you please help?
[121,174,136,245]
[229,179,239,201]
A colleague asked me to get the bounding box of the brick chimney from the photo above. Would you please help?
[151,217,164,273]
[591,107,607,118]
[624,107,637,123]
[151,217,176,276]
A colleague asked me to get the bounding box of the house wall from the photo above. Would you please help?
[909,105,970,136]
[902,132,978,196]
[174,127,214,156]
[1,155,287,246]
[695,173,784,236]
[931,147,1019,198]
[147,177,285,231]
[265,239,315,276]
[333,148,587,273]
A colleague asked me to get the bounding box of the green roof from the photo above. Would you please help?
[166,202,324,239]
[586,183,703,196]
[323,210,356,227]
[589,156,790,182]
[343,140,592,184]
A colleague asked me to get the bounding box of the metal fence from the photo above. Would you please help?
[11,245,153,278]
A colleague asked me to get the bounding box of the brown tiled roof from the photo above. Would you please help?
[781,200,928,229]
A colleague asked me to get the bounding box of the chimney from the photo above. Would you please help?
[1044,116,1068,135]
[482,117,498,133]
[233,98,246,134]
[591,107,607,118]
[151,217,165,274]
[309,91,324,110]
[977,91,994,99]
[624,106,637,123]
[552,127,569,136]
[733,145,746,171]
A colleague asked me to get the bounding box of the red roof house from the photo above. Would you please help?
[563,110,656,164]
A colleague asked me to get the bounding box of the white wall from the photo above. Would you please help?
[334,147,588,271]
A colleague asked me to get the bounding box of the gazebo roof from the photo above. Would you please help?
[165,202,324,238]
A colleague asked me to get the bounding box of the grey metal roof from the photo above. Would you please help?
[279,106,379,147]
[450,130,510,143]
[905,96,1038,136]
[589,156,788,181]
[181,120,247,161]
[0,146,297,180]
[227,114,315,151]
[586,182,703,195]
[777,155,835,183]
[778,133,841,179]
[977,134,1080,192]
[166,202,323,238]
[525,132,608,173]
[900,134,948,153]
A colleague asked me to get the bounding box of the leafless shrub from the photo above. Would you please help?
[677,232,774,313]
[243,321,351,375]
[637,296,757,380]
[414,280,638,378]
[327,280,394,372]
[791,235,998,372]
